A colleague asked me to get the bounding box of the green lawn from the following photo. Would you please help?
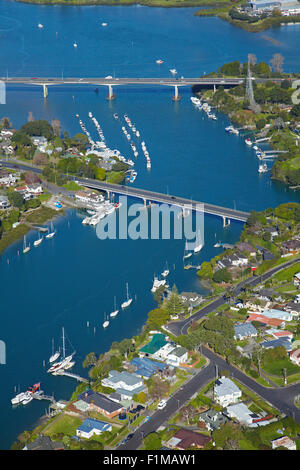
[44,414,83,437]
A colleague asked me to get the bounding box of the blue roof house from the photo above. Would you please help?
[76,418,112,439]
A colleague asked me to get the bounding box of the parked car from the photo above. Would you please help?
[157,399,167,410]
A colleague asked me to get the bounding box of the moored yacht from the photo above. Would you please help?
[121,283,132,309]
[151,276,166,293]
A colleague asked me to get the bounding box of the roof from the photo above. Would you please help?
[260,338,292,351]
[169,346,188,358]
[234,322,257,338]
[106,370,142,387]
[25,435,64,451]
[78,390,124,414]
[246,313,284,328]
[131,356,167,377]
[225,403,258,424]
[214,377,241,398]
[140,334,168,355]
[77,418,111,434]
[170,429,211,450]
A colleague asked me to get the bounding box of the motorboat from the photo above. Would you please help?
[245,138,252,146]
[151,276,166,293]
[156,59,164,64]
[11,392,28,405]
[170,68,177,74]
[38,23,43,29]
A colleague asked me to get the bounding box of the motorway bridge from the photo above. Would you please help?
[1,76,246,100]
[0,160,249,225]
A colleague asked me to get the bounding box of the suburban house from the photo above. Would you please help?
[246,313,285,328]
[236,242,256,258]
[198,409,228,431]
[76,418,112,439]
[78,390,124,419]
[260,309,293,322]
[293,272,300,287]
[130,356,168,378]
[0,172,17,187]
[165,429,211,450]
[139,333,168,357]
[218,252,248,269]
[285,302,300,316]
[271,436,296,450]
[151,342,189,367]
[0,195,9,209]
[213,377,242,407]
[225,403,264,427]
[265,329,293,340]
[282,240,300,255]
[234,322,258,341]
[260,337,293,352]
[101,370,146,400]
[289,348,300,366]
[26,183,43,195]
[180,292,203,308]
[23,434,64,450]
[263,226,279,240]
[256,246,274,261]
[75,190,105,206]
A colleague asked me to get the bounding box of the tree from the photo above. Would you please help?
[148,376,170,400]
[143,433,161,450]
[51,119,61,137]
[7,191,23,209]
[270,53,284,73]
[24,171,41,185]
[0,117,12,129]
[197,261,213,280]
[82,352,97,368]
[164,285,185,316]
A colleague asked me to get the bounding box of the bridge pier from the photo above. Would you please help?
[172,85,181,101]
[213,84,216,93]
[42,84,48,99]
[106,84,116,101]
[222,216,231,228]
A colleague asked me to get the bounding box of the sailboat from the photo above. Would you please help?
[49,338,60,363]
[194,230,203,253]
[46,221,56,239]
[121,283,132,309]
[183,240,192,260]
[33,231,43,247]
[47,327,75,373]
[110,297,119,318]
[103,313,109,328]
[23,236,30,254]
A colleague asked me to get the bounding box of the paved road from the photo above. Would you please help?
[118,348,300,450]
[167,256,300,336]
[0,159,249,222]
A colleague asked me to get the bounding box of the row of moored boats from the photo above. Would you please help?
[190,96,217,120]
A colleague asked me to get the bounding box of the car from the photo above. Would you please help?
[127,433,134,440]
[157,399,167,410]
[136,405,145,411]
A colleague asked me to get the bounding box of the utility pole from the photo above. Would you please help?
[283,368,287,386]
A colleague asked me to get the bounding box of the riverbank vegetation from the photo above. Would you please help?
[193,57,300,187]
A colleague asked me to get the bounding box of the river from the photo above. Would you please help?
[0,0,300,449]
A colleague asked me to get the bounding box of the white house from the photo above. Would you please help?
[76,418,112,439]
[225,402,257,426]
[213,377,242,407]
[101,370,145,398]
[26,183,43,195]
[271,436,296,451]
[0,195,9,209]
[151,343,189,366]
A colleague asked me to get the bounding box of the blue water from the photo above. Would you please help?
[0,0,300,449]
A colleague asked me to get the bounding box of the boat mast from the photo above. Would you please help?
[62,327,65,359]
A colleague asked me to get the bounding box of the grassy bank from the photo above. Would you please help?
[0,206,64,256]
